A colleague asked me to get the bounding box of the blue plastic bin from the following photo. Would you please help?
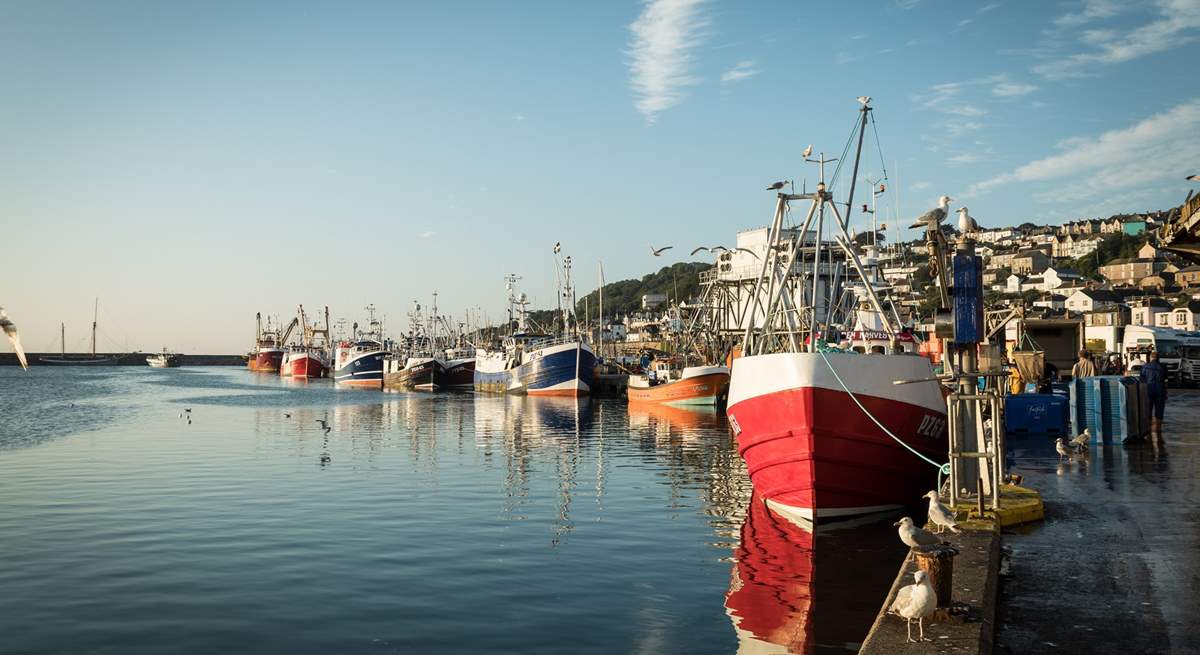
[1004,393,1069,436]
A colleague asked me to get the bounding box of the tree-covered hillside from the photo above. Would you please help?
[575,262,710,320]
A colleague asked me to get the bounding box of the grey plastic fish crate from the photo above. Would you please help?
[1068,376,1150,443]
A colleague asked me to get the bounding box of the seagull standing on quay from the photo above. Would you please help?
[650,245,673,257]
[911,195,952,230]
[0,307,29,370]
[924,491,961,534]
[1056,437,1075,460]
[1070,428,1090,452]
[889,570,937,643]
[956,207,980,234]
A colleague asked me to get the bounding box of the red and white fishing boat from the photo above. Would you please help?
[280,305,332,379]
[724,99,947,523]
[247,312,284,373]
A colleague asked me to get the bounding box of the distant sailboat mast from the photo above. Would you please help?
[91,298,98,359]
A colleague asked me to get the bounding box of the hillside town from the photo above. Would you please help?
[597,200,1200,385]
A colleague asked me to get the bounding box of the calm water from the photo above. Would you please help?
[0,366,904,654]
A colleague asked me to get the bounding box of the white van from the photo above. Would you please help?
[1122,325,1186,383]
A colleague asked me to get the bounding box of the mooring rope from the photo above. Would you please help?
[816,349,952,491]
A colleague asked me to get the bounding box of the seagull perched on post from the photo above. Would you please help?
[889,570,936,643]
[650,245,673,257]
[957,207,980,234]
[0,307,29,370]
[894,516,941,550]
[923,490,961,534]
[910,195,952,230]
[766,181,787,191]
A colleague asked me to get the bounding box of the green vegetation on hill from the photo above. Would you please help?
[575,262,710,320]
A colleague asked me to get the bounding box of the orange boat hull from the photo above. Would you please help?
[627,372,729,406]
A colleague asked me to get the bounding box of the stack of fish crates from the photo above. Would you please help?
[1068,376,1150,443]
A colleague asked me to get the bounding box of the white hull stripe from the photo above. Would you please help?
[729,352,944,413]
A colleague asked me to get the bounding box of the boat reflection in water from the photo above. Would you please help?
[627,402,725,446]
[726,498,907,654]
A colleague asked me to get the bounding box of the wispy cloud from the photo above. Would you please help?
[420,230,436,239]
[896,0,923,9]
[627,0,709,124]
[1035,0,1200,79]
[720,60,760,83]
[912,181,932,191]
[968,97,1200,199]
[1052,0,1123,28]
[511,114,526,121]
[992,82,1037,97]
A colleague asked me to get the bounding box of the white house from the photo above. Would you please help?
[1065,288,1121,313]
[1170,300,1200,331]
[1043,267,1085,291]
[1129,298,1173,326]
[1033,294,1067,311]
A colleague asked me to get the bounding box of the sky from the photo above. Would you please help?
[2,0,1198,353]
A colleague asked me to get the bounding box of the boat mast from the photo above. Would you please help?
[61,323,65,358]
[91,298,98,358]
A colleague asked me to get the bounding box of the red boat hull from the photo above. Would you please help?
[727,352,947,522]
[251,350,284,373]
[281,353,328,379]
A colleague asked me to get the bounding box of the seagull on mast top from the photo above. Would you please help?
[650,245,673,257]
[856,95,872,106]
[910,195,952,229]
[956,207,980,234]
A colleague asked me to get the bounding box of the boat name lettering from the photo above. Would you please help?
[916,414,945,438]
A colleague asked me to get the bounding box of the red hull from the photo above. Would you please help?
[281,354,328,379]
[251,350,284,373]
[730,386,946,520]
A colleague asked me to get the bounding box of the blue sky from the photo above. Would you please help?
[2,0,1198,353]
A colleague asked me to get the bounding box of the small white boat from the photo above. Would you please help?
[147,349,182,368]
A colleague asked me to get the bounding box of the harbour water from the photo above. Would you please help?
[0,367,905,654]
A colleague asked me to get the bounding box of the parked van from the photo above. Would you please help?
[1122,326,1187,384]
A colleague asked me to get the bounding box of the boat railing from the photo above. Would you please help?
[525,335,584,351]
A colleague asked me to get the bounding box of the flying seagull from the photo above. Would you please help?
[910,195,952,230]
[894,516,941,550]
[956,207,979,233]
[732,247,760,259]
[0,307,29,370]
[650,245,673,256]
[802,144,813,158]
[889,570,936,643]
[690,245,728,256]
[553,242,561,254]
[1187,174,1199,181]
[766,181,787,191]
[923,490,961,534]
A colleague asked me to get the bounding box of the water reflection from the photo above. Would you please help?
[725,500,909,654]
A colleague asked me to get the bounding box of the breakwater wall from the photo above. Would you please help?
[0,353,245,367]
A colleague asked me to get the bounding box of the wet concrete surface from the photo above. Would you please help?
[996,390,1200,654]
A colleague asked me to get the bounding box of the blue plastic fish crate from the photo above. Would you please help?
[1004,394,1069,437]
[1068,376,1149,443]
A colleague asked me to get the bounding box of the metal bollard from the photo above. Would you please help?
[913,543,960,608]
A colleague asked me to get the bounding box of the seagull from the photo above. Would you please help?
[802,144,813,158]
[1188,174,1199,181]
[1069,428,1090,451]
[956,207,980,234]
[889,570,936,643]
[650,245,673,256]
[732,247,760,259]
[553,241,561,254]
[690,245,727,256]
[1055,437,1075,460]
[857,95,872,106]
[284,412,292,419]
[910,195,952,230]
[894,516,941,550]
[766,181,787,191]
[184,408,192,413]
[924,491,961,534]
[0,308,28,370]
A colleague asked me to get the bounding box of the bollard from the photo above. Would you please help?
[913,543,960,608]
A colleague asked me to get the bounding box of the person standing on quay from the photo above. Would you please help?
[1072,350,1097,379]
[1141,352,1169,436]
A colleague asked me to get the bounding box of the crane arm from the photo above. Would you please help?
[280,317,300,346]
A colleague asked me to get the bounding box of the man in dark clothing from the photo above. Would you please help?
[1140,352,1168,435]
